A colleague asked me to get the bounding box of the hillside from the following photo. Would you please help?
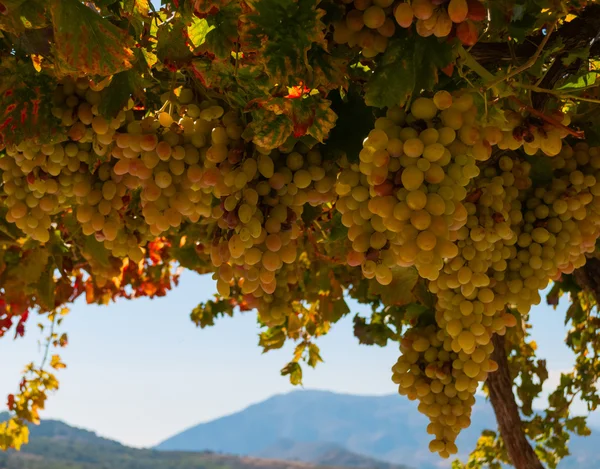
[0,413,373,469]
[156,390,600,469]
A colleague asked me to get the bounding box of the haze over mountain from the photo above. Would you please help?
[156,389,600,469]
[0,411,401,469]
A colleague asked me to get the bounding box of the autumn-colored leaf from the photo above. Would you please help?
[50,0,135,77]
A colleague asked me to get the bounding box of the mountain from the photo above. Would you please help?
[156,390,600,469]
[0,413,372,469]
[255,440,406,469]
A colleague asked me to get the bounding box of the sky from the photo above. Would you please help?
[0,269,593,448]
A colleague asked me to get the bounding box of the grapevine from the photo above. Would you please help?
[2,2,600,468]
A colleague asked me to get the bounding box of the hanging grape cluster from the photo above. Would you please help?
[332,0,487,56]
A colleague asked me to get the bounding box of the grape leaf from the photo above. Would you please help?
[20,248,50,286]
[187,16,214,51]
[121,0,149,16]
[245,110,293,150]
[368,266,419,307]
[0,58,61,147]
[365,34,454,108]
[83,236,110,268]
[50,0,135,77]
[0,0,47,35]
[98,69,145,118]
[281,361,303,385]
[246,0,326,84]
[327,87,375,163]
[245,95,336,150]
[556,71,600,91]
[307,44,349,91]
[36,268,55,311]
[156,15,197,65]
[306,99,337,143]
[203,1,240,59]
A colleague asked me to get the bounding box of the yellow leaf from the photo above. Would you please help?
[31,54,43,72]
[50,354,67,370]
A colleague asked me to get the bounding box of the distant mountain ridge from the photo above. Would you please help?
[156,389,600,469]
[0,412,380,469]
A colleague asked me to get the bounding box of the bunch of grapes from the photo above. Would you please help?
[391,323,494,458]
[332,0,486,56]
[397,140,600,456]
[209,143,338,321]
[496,110,571,157]
[394,0,486,44]
[337,91,504,283]
[1,77,119,243]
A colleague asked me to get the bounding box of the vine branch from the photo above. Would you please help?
[488,334,545,469]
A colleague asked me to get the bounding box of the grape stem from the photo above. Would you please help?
[513,82,600,105]
[485,20,559,90]
[307,231,342,265]
[507,95,585,139]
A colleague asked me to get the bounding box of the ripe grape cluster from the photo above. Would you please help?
[392,140,600,457]
[337,91,500,283]
[332,0,486,56]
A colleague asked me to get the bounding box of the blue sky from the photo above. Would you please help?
[0,270,592,447]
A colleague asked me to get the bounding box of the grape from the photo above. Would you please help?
[363,5,386,29]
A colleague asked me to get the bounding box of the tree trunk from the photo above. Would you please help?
[487,334,544,469]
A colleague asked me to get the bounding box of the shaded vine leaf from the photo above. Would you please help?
[0,0,47,35]
[83,236,110,268]
[0,59,61,147]
[326,87,375,163]
[98,68,145,118]
[246,0,326,84]
[368,266,419,307]
[245,110,293,149]
[50,0,135,77]
[36,268,55,311]
[365,34,454,108]
[203,1,240,59]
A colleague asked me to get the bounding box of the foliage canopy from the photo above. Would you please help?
[2,1,600,468]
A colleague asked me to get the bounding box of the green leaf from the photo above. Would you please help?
[327,212,348,242]
[368,266,419,306]
[525,154,553,186]
[246,111,294,150]
[307,343,323,368]
[301,204,322,226]
[50,0,135,77]
[281,361,303,385]
[327,87,375,163]
[259,327,286,352]
[98,70,139,118]
[0,0,47,35]
[36,268,55,310]
[156,17,193,65]
[562,46,590,66]
[83,236,110,268]
[556,71,600,91]
[204,3,240,59]
[187,17,214,51]
[20,248,50,285]
[246,0,326,84]
[306,99,337,144]
[365,34,454,108]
